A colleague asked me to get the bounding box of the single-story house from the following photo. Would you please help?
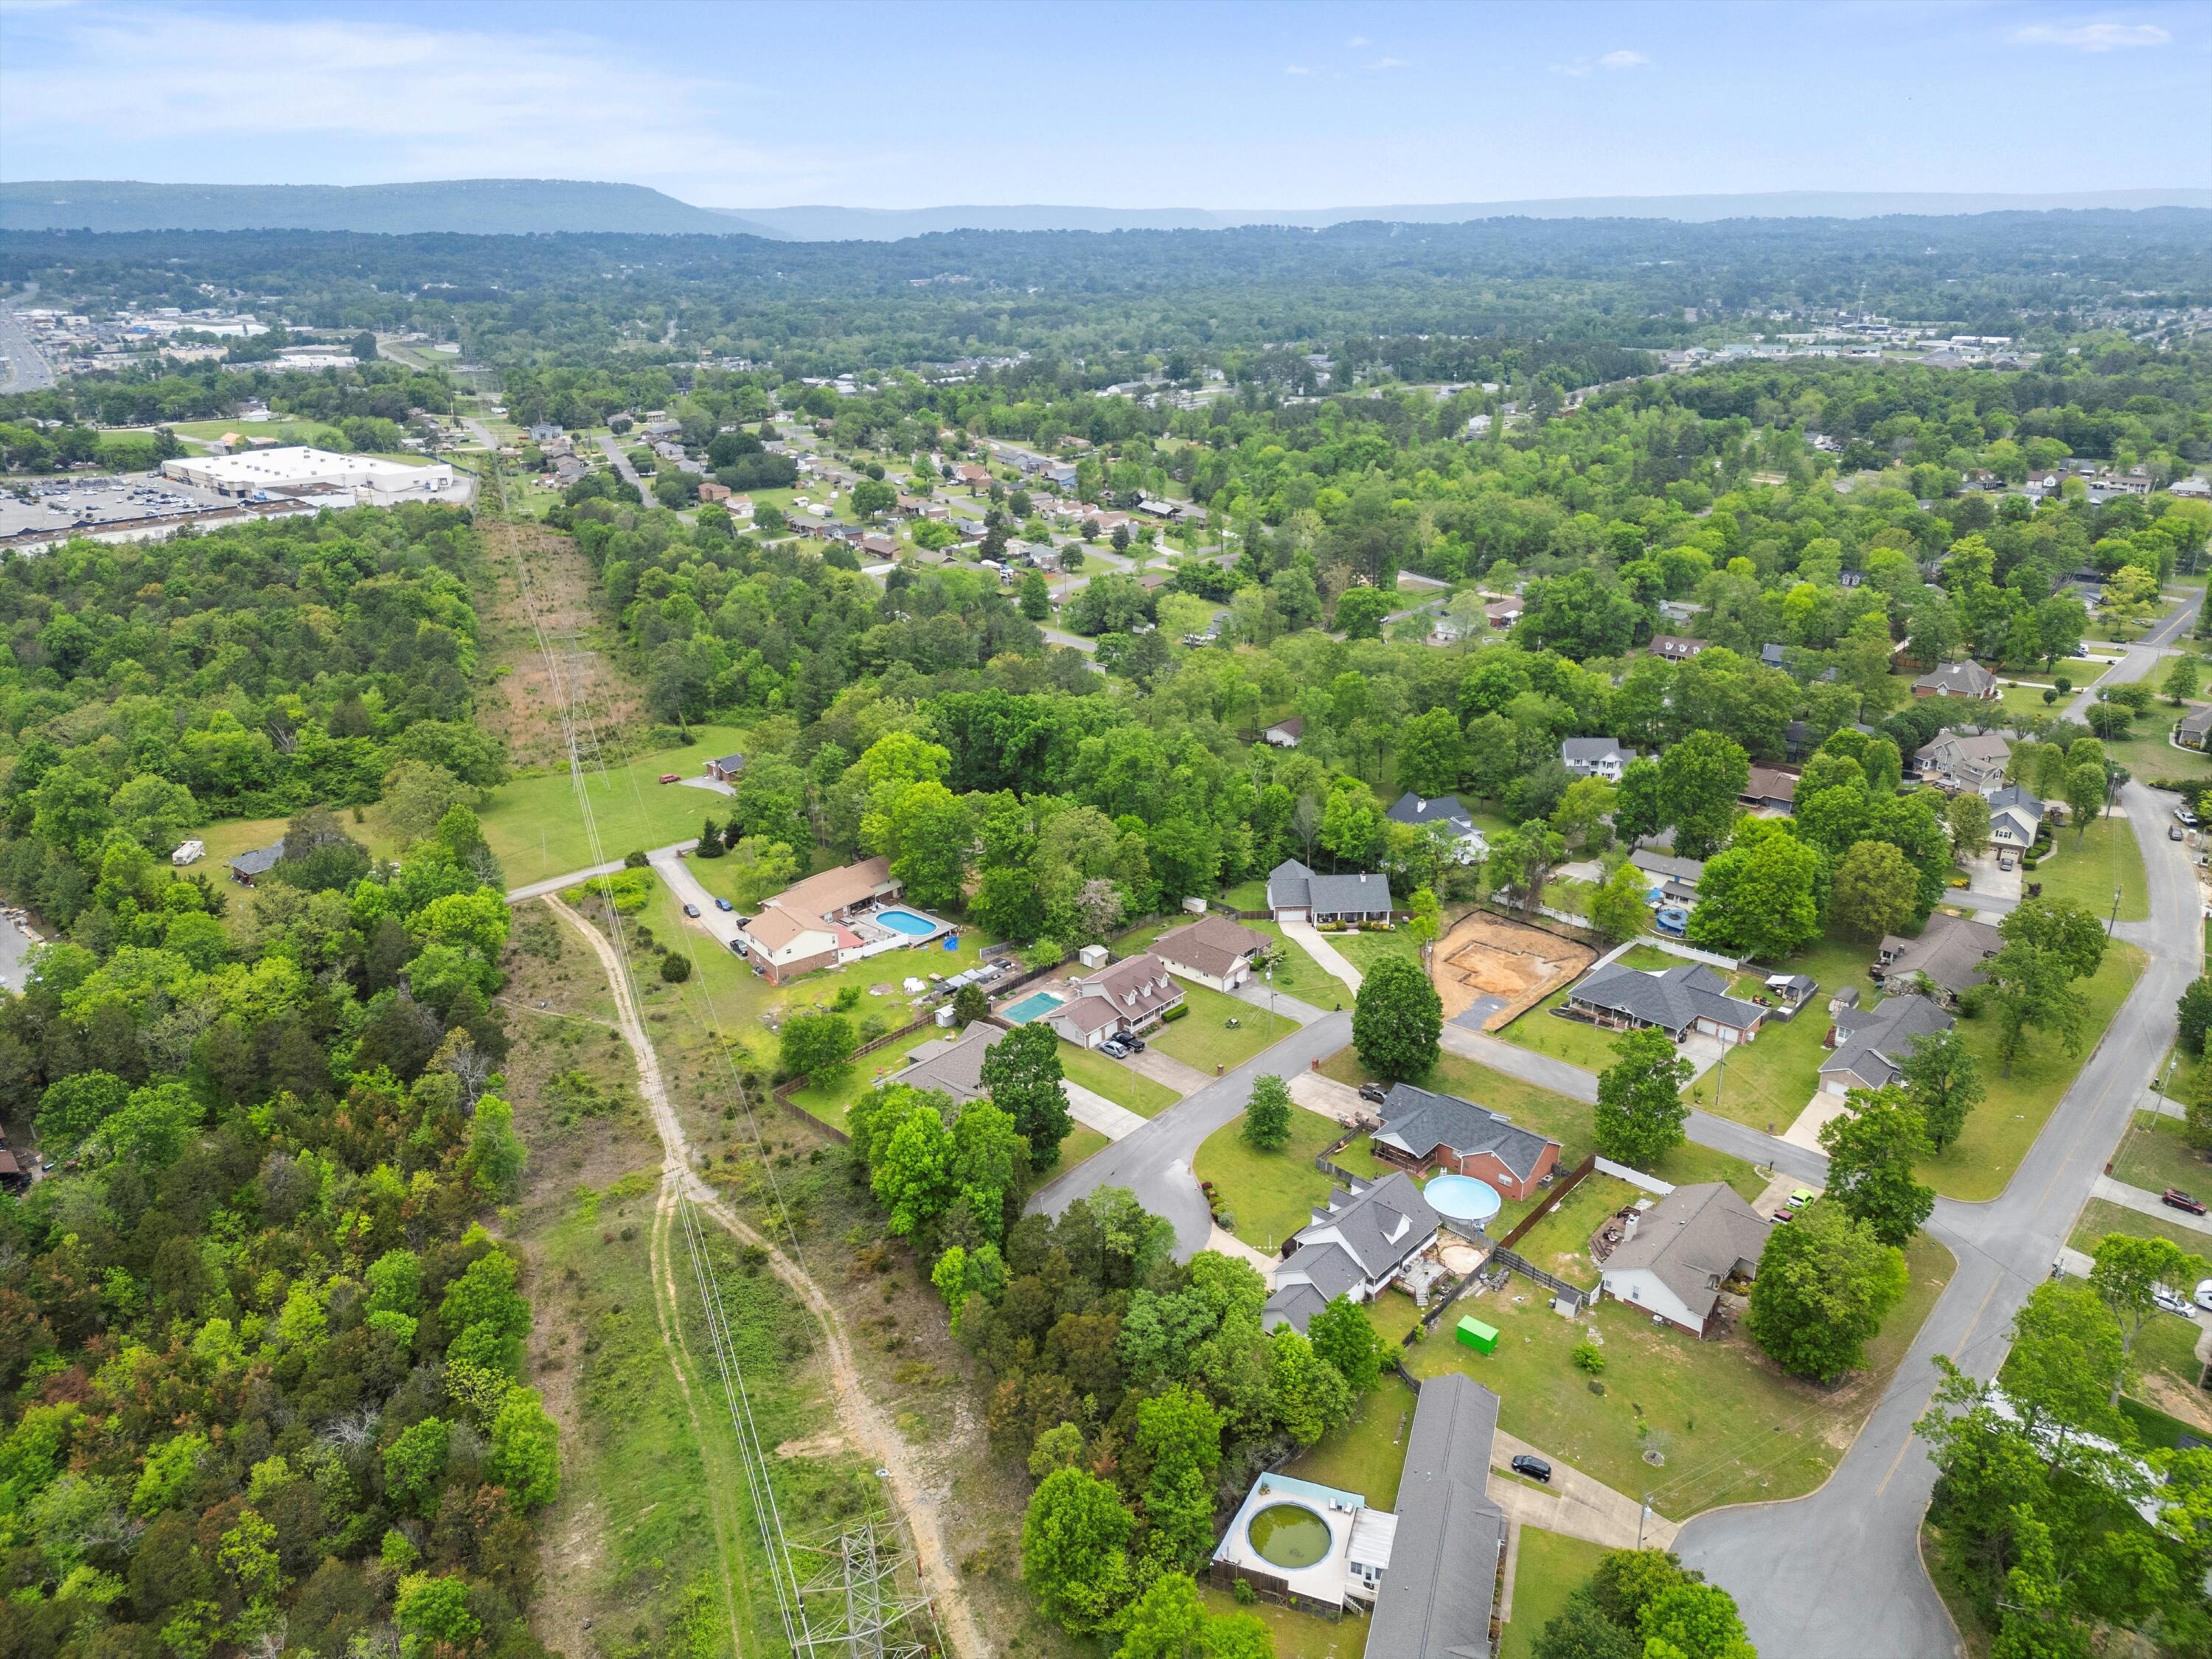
[1599,1182,1770,1336]
[1913,661,2000,700]
[733,857,902,984]
[696,480,731,504]
[230,842,285,886]
[1153,914,1270,992]
[1266,860,1394,925]
[1983,782,2045,850]
[1045,953,1184,1048]
[1568,961,1769,1046]
[1385,792,1487,863]
[2177,706,2212,751]
[1872,912,2003,1005]
[1484,596,1524,628]
[955,463,991,486]
[888,1023,1006,1102]
[1262,717,1304,749]
[1628,849,1705,907]
[1647,634,1711,661]
[1561,737,1638,782]
[1371,1082,1561,1201]
[705,752,747,784]
[1263,1170,1441,1332]
[1759,642,1790,669]
[1820,994,1953,1094]
[1740,765,1799,813]
[1363,1374,1506,1655]
[1916,731,2012,793]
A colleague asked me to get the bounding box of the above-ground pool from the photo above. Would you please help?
[1247,1503,1332,1570]
[1001,990,1066,1024]
[874,907,939,936]
[1425,1172,1503,1228]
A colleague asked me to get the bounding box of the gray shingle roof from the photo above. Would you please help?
[1266,858,1394,916]
[1262,1170,1439,1332]
[2180,706,2212,738]
[1601,1182,1770,1325]
[229,841,285,876]
[1386,791,1478,832]
[889,1023,1006,1102]
[1376,1082,1558,1183]
[1913,660,1998,698]
[1571,961,1766,1037]
[1822,994,1953,1090]
[1561,737,1632,767]
[1367,1373,1505,1659]
[1877,912,2002,997]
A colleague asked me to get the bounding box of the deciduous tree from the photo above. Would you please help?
[2089,1232,2209,1407]
[1352,955,1441,1081]
[1830,839,1919,942]
[1594,1027,1692,1169]
[1746,1200,1907,1381]
[1818,1085,1935,1246]
[1900,1026,1983,1154]
[981,1023,1070,1168]
[1242,1073,1293,1150]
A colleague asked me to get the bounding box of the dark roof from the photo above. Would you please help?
[2179,706,2212,737]
[1377,1082,1557,1183]
[1823,994,1953,1088]
[710,752,746,772]
[1571,960,1767,1036]
[229,841,285,876]
[1386,791,1479,832]
[1367,1373,1506,1659]
[1262,1171,1439,1332]
[1266,858,1394,916]
[890,1023,1006,1102]
[1878,912,2002,996]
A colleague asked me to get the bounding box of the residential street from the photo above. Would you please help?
[1677,768,2203,1658]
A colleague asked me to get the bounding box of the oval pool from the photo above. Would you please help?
[874,908,938,936]
[1425,1172,1503,1228]
[1248,1502,1331,1570]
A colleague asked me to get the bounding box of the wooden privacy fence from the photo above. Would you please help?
[1494,1153,1598,1251]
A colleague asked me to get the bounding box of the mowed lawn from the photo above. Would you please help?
[1058,1040,1180,1116]
[2112,1111,2212,1200]
[1508,1175,1643,1290]
[1926,940,2144,1201]
[2068,1196,2212,1264]
[1151,981,1284,1075]
[1282,1374,1418,1504]
[1193,1106,1352,1253]
[1329,926,1422,980]
[1686,934,1882,1133]
[1401,1231,1955,1517]
[2029,814,2149,922]
[1501,1530,1614,1659]
[1498,987,1624,1075]
[479,725,751,886]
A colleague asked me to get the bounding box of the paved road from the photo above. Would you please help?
[2062,587,2197,723]
[0,290,55,393]
[1676,771,2203,1658]
[1027,1013,1353,1256]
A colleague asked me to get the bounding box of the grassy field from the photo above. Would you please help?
[1152,980,1284,1075]
[1501,1530,1614,1659]
[1402,1231,1955,1517]
[1925,940,2144,1201]
[1282,1374,1419,1502]
[2112,1111,2212,1200]
[1195,1587,1366,1659]
[1509,1175,1644,1290]
[1057,1040,1180,1115]
[1329,926,1422,980]
[2068,1196,2212,1262]
[1194,1106,1354,1253]
[170,416,343,445]
[1498,989,1625,1075]
[1249,919,1352,1005]
[787,1024,943,1127]
[479,726,751,886]
[2028,814,2149,922]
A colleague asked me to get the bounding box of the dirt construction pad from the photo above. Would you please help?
[1433,911,1596,1029]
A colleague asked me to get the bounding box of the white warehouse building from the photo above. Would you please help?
[161,446,460,503]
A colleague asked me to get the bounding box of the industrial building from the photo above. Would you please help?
[161,445,461,502]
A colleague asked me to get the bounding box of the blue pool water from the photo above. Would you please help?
[1002,990,1067,1024]
[874,908,938,936]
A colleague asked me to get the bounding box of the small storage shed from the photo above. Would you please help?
[1455,1315,1498,1354]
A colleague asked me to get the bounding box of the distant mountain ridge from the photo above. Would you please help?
[0,179,781,237]
[4,178,2206,240]
[720,189,2212,240]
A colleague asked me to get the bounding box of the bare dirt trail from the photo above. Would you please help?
[546,894,988,1659]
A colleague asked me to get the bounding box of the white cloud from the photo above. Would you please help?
[1285,63,1312,74]
[1368,56,1408,70]
[1599,49,1650,69]
[2011,21,2171,49]
[1346,35,1369,46]
[0,8,876,201]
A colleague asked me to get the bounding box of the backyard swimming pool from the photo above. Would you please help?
[1001,990,1066,1023]
[874,908,939,936]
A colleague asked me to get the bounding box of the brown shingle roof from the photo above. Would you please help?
[1153,914,1267,982]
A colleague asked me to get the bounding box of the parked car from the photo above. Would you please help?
[2195,1279,2212,1314]
[1358,1082,1388,1106]
[2178,807,2202,828]
[1771,1207,1795,1224]
[658,773,681,784]
[1997,853,2014,872]
[1122,1034,1147,1053]
[1099,1037,1133,1059]
[1509,1455,1553,1484]
[2175,825,2188,841]
[1790,1187,1818,1208]
[682,903,700,918]
[2153,1284,2197,1318]
[2164,1188,2208,1216]
[714,897,734,913]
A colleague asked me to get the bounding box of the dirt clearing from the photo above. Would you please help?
[1434,910,1596,1028]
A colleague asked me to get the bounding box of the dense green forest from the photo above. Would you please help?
[5,209,2208,371]
[0,507,554,1659]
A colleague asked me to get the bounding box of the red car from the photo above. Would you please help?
[2164,1189,2208,1217]
[658,773,682,785]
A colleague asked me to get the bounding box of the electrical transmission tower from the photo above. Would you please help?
[791,1515,937,1659]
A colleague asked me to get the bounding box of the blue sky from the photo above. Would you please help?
[1,0,2206,208]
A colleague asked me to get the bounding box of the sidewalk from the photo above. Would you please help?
[1279,920,1363,994]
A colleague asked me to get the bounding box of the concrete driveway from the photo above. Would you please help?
[2092,1173,2212,1235]
[648,849,746,952]
[1279,920,1363,994]
[1489,1429,1680,1551]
